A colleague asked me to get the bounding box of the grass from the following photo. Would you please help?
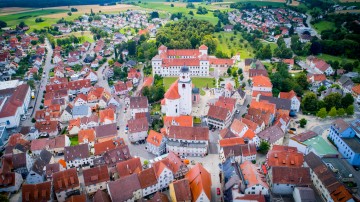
[215,31,255,59]
[312,20,336,33]
[193,117,201,124]
[69,136,79,146]
[120,27,136,35]
[261,40,278,52]
[72,32,95,43]
[317,53,355,63]
[163,77,215,95]
[151,103,161,115]
[0,9,68,30]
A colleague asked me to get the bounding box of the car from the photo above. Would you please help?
[217,188,221,195]
[212,128,216,132]
[236,110,240,114]
[180,155,186,159]
[21,117,26,121]
[117,126,120,130]
[290,128,297,131]
[28,106,33,109]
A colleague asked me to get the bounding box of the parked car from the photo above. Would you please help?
[290,128,296,131]
[217,188,221,195]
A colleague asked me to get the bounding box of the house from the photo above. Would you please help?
[64,143,93,169]
[151,45,210,77]
[169,179,192,202]
[293,187,316,202]
[93,190,111,202]
[206,97,236,129]
[185,164,211,202]
[239,161,269,195]
[152,158,175,190]
[240,118,262,134]
[247,101,276,127]
[338,75,354,94]
[85,70,98,83]
[53,168,80,202]
[22,181,51,202]
[328,119,360,166]
[257,125,285,148]
[113,81,129,96]
[231,88,247,105]
[127,117,149,143]
[83,165,110,194]
[0,84,31,129]
[304,152,354,202]
[279,90,301,113]
[352,84,360,104]
[107,174,142,201]
[93,145,131,167]
[30,135,70,155]
[99,108,116,125]
[78,129,96,147]
[93,139,125,156]
[116,157,142,178]
[159,152,189,179]
[167,126,209,157]
[251,75,272,98]
[130,96,148,119]
[307,57,334,75]
[307,73,327,88]
[94,123,118,143]
[266,145,304,168]
[72,105,91,119]
[60,105,73,123]
[26,150,54,184]
[219,137,256,163]
[138,168,159,197]
[146,130,167,156]
[249,69,268,78]
[259,95,292,112]
[224,24,234,32]
[267,166,311,195]
[45,163,61,181]
[11,153,29,178]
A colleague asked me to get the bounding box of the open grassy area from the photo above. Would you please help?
[69,136,78,146]
[163,77,215,95]
[312,20,336,32]
[261,40,278,52]
[215,31,255,59]
[317,53,355,63]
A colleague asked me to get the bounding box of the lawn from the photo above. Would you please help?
[312,20,336,33]
[215,31,255,59]
[69,136,78,146]
[163,77,215,95]
[72,31,95,43]
[0,9,68,30]
[317,54,355,64]
[261,40,278,52]
[120,27,136,35]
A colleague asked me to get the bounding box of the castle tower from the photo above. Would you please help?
[178,66,192,115]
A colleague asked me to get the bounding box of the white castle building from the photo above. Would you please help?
[161,66,195,116]
[152,45,210,77]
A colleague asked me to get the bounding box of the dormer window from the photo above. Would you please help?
[182,76,185,79]
[182,84,185,88]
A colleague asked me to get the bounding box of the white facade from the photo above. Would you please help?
[66,157,94,169]
[86,181,108,194]
[195,190,210,202]
[156,167,174,190]
[56,185,80,202]
[244,184,269,195]
[166,138,208,157]
[142,183,158,197]
[146,138,167,156]
[128,131,148,143]
[0,173,23,193]
[290,96,301,112]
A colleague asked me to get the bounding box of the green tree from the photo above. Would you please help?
[237,68,243,75]
[301,92,318,113]
[317,85,326,92]
[323,93,342,111]
[299,118,307,128]
[317,108,327,118]
[328,107,337,117]
[258,141,270,154]
[295,73,309,90]
[341,93,354,108]
[188,11,194,16]
[201,35,218,54]
[346,105,354,115]
[0,20,7,28]
[127,40,136,56]
[27,80,35,89]
[337,108,345,116]
[227,68,232,76]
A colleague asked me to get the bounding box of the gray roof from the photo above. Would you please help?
[233,88,246,98]
[294,187,316,202]
[72,105,90,116]
[339,75,351,85]
[342,137,360,153]
[245,59,253,66]
[350,119,360,134]
[64,143,89,161]
[95,123,117,138]
[259,95,291,111]
[31,150,53,175]
[257,125,284,144]
[108,174,141,201]
[192,87,199,94]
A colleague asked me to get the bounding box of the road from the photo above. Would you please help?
[22,38,54,127]
[306,13,321,39]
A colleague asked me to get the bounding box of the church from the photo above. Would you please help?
[161,66,199,116]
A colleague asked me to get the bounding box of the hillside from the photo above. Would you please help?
[0,0,118,8]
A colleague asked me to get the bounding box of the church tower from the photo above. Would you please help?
[178,66,192,115]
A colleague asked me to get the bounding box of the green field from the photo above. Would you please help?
[69,136,79,146]
[313,20,336,32]
[163,77,215,95]
[215,31,255,59]
[261,40,278,52]
[0,9,68,30]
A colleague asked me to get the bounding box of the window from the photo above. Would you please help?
[182,84,185,88]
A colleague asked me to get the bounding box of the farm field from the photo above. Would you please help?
[163,77,215,95]
[0,7,32,15]
[312,20,336,32]
[54,31,95,43]
[215,31,255,59]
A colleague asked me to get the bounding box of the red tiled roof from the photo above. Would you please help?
[163,115,193,128]
[252,75,272,88]
[267,145,303,168]
[83,165,110,186]
[147,130,164,147]
[78,129,96,144]
[185,164,211,201]
[22,181,51,202]
[138,168,157,188]
[168,126,209,141]
[116,157,142,178]
[52,168,79,193]
[164,80,180,100]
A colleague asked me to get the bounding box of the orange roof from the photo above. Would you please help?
[230,119,247,134]
[142,77,153,88]
[185,164,211,201]
[164,80,180,100]
[250,100,276,115]
[240,118,258,132]
[219,137,244,147]
[147,130,164,147]
[240,161,268,189]
[266,145,304,168]
[353,84,360,95]
[163,116,193,128]
[199,45,208,50]
[282,59,294,65]
[252,91,272,98]
[215,97,237,113]
[78,129,96,144]
[99,108,115,123]
[68,118,80,130]
[252,75,272,88]
[243,129,256,139]
[279,90,297,100]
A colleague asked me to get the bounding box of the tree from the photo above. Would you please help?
[201,35,218,54]
[227,68,232,76]
[170,4,174,7]
[337,108,345,116]
[301,92,318,113]
[317,85,326,93]
[19,22,27,28]
[67,12,72,16]
[27,80,35,89]
[317,108,327,118]
[323,93,342,111]
[328,107,337,117]
[0,20,7,28]
[150,11,159,19]
[237,68,243,75]
[299,118,307,128]
[295,73,309,90]
[189,11,194,16]
[258,141,270,154]
[346,105,354,115]
[341,93,354,108]
[127,40,136,56]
